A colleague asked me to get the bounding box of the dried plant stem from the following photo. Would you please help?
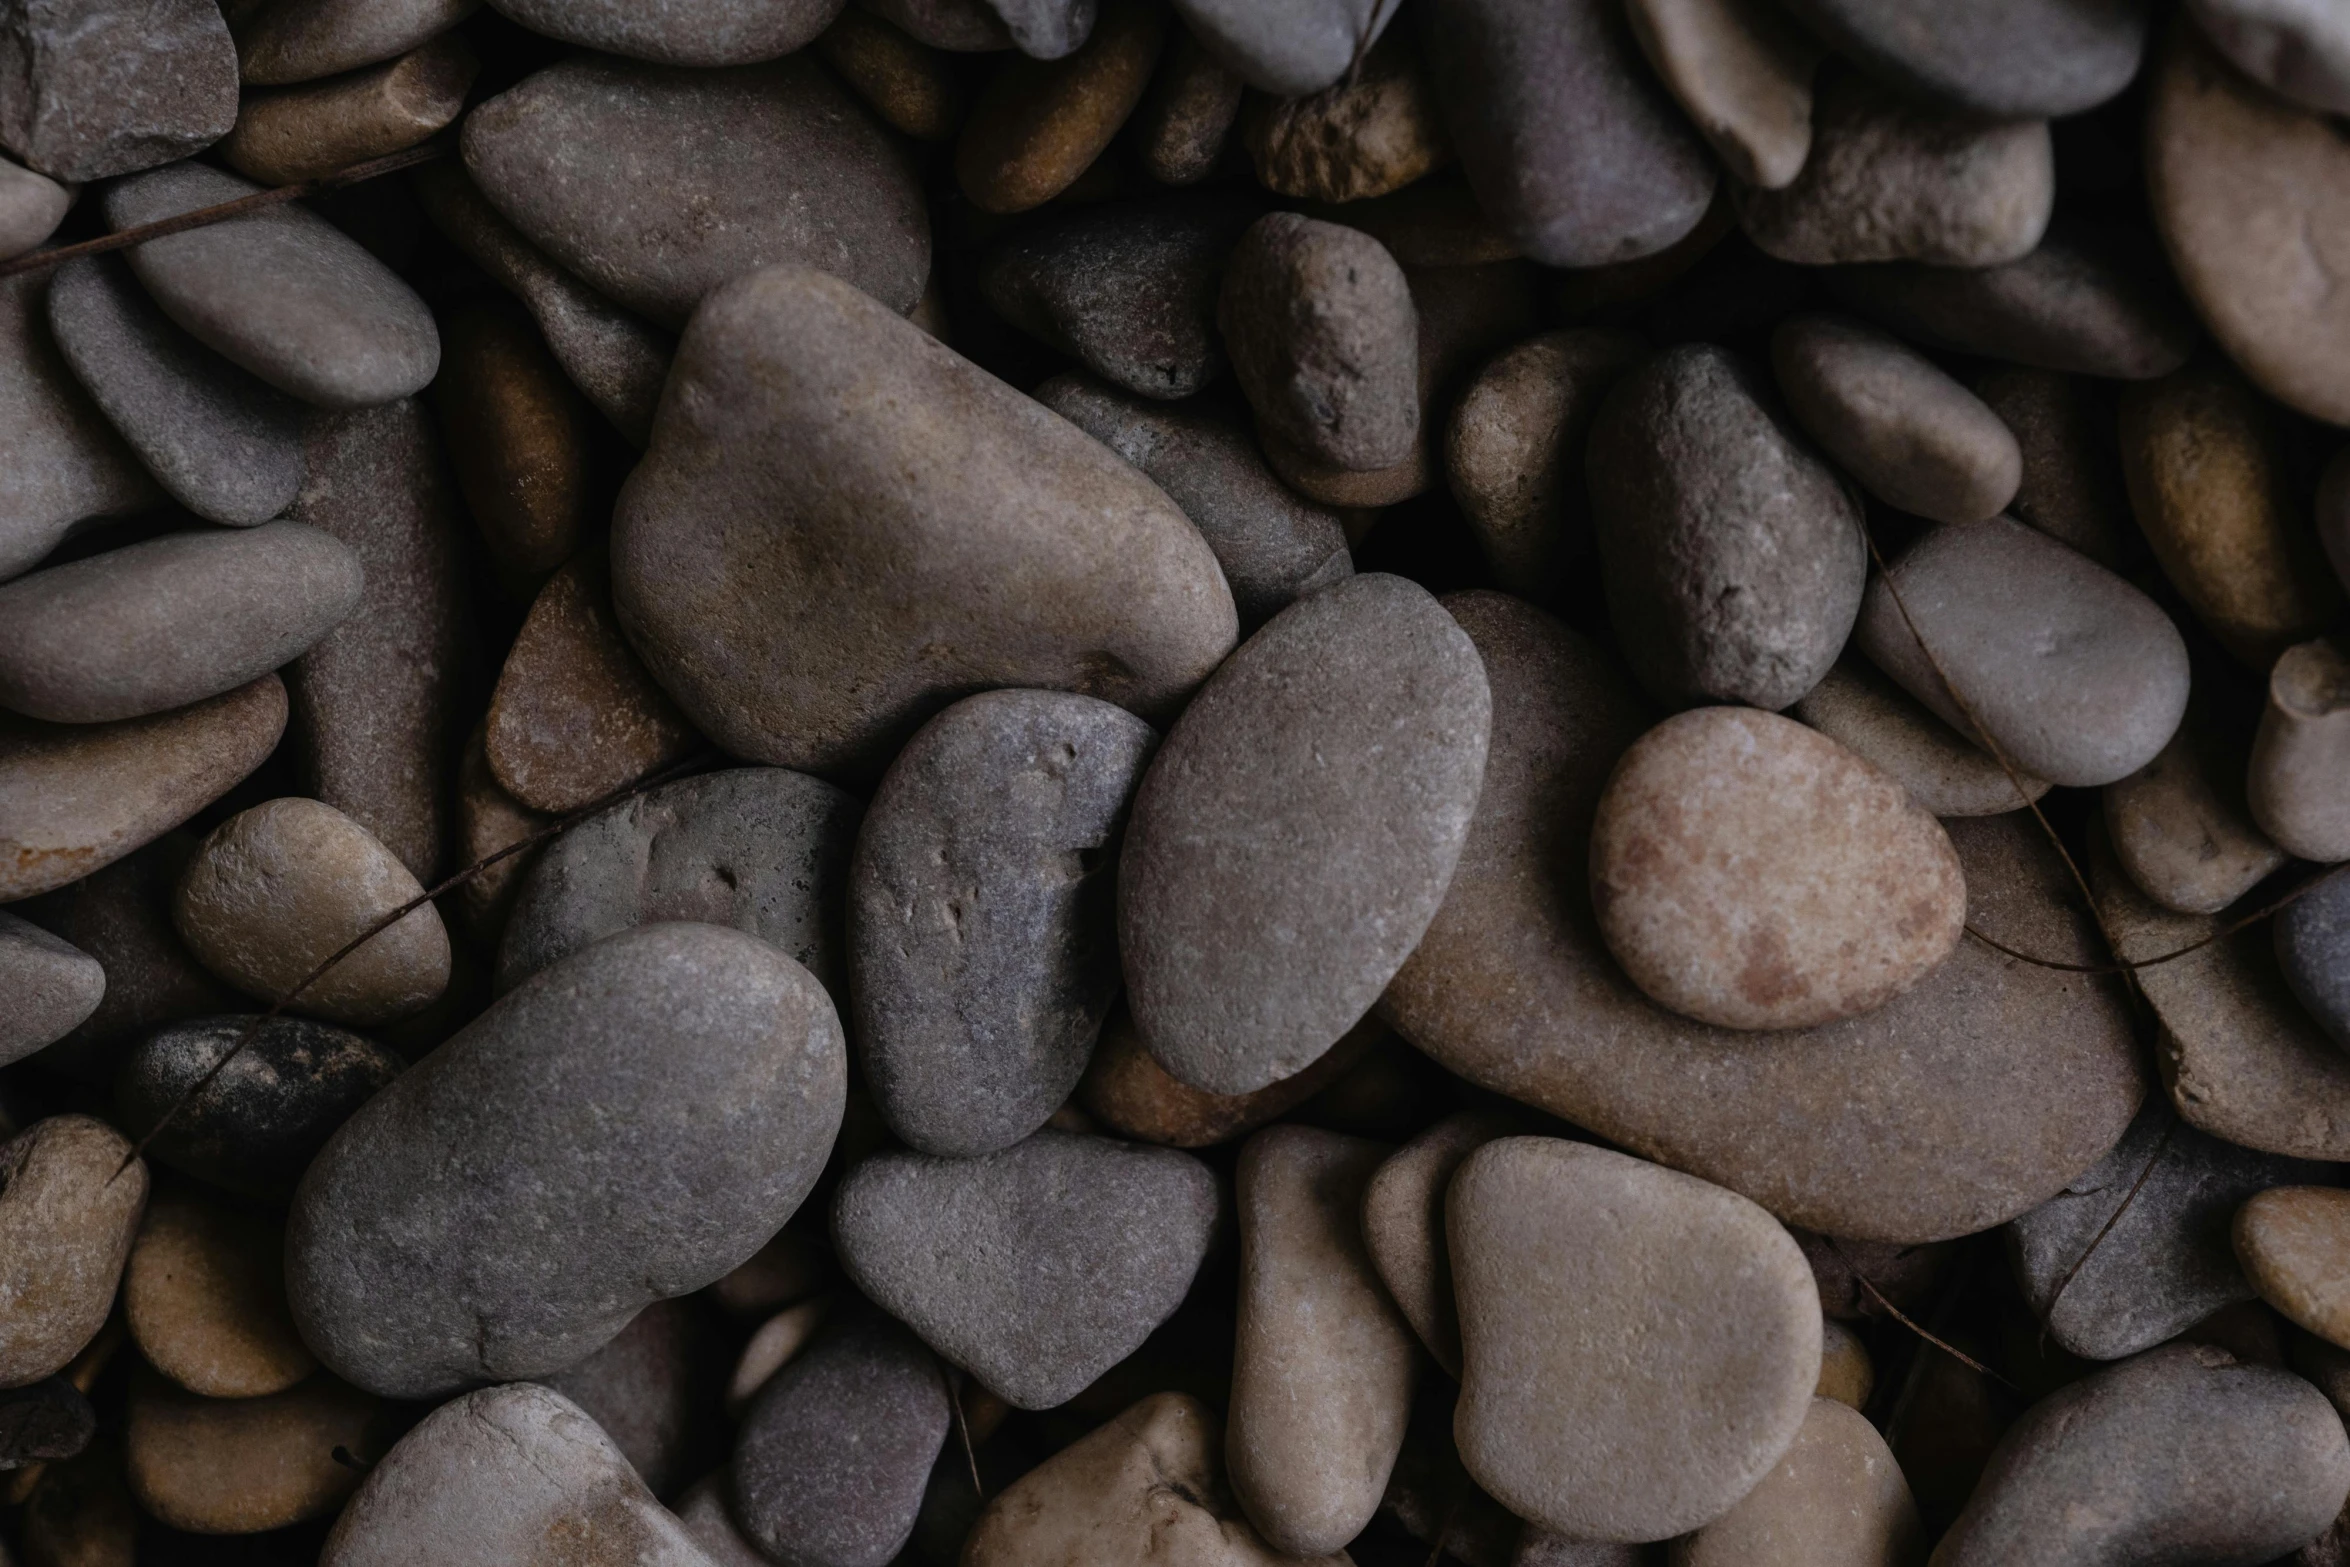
[953,1381,985,1501]
[1829,1238,2020,1395]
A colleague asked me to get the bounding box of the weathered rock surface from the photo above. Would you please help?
[0,1116,146,1388]
[1669,1397,1924,1567]
[487,0,844,65]
[1241,33,1448,204]
[127,1366,387,1534]
[0,0,237,181]
[220,34,477,185]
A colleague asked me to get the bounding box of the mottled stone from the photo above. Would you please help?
[1241,33,1446,204]
[1775,0,2147,118]
[0,271,161,583]
[1971,365,2131,568]
[222,35,475,186]
[126,1193,313,1398]
[1360,1110,1519,1376]
[0,1376,94,1466]
[815,8,965,141]
[1628,0,1819,190]
[126,1366,386,1534]
[0,911,102,1068]
[1670,1398,1923,1567]
[2251,638,2350,863]
[612,265,1235,777]
[1791,657,2049,818]
[0,153,69,262]
[1587,343,1864,712]
[2279,868,2350,1053]
[463,54,928,329]
[236,0,477,86]
[543,1295,727,1499]
[2190,0,2350,113]
[2105,696,2281,916]
[952,0,1163,212]
[1078,1007,1383,1148]
[488,0,842,65]
[103,164,439,410]
[1133,29,1243,183]
[0,1116,146,1388]
[0,0,237,181]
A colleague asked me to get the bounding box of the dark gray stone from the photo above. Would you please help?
[2279,868,2350,1053]
[236,0,478,86]
[0,909,103,1069]
[983,0,1094,56]
[286,922,849,1399]
[1171,0,1396,93]
[101,164,440,410]
[1778,0,2148,118]
[978,191,1254,402]
[461,54,929,331]
[1587,342,1865,712]
[0,0,237,181]
[852,691,1155,1158]
[486,0,843,65]
[0,271,161,582]
[541,1295,727,1500]
[859,0,1011,50]
[0,1376,95,1467]
[833,1130,1218,1409]
[732,1308,950,1567]
[498,766,861,1001]
[113,1014,403,1204]
[45,254,307,527]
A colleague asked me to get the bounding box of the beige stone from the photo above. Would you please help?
[435,301,598,588]
[957,0,1165,212]
[1817,1320,1874,1410]
[725,1297,828,1417]
[814,6,964,141]
[2105,697,2282,914]
[2238,1187,2350,1350]
[1790,658,2048,818]
[0,1117,146,1389]
[1078,1009,1383,1148]
[125,1194,314,1400]
[1627,0,1820,189]
[221,35,475,186]
[1668,1397,1923,1566]
[1241,34,1448,204]
[1359,1110,1521,1376]
[2249,637,2350,863]
[125,1367,388,1533]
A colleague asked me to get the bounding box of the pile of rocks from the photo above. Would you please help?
[5,0,2350,1561]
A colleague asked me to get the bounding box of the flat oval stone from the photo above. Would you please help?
[724,1298,825,1417]
[0,524,361,725]
[0,0,237,182]
[1627,0,1820,190]
[1934,1342,2350,1565]
[612,265,1236,776]
[955,0,1166,213]
[1119,573,1489,1096]
[462,54,928,329]
[0,911,103,1068]
[2249,636,2350,863]
[0,271,161,583]
[1360,1109,1521,1375]
[1172,0,1395,95]
[126,1193,315,1398]
[1591,707,1966,1032]
[852,692,1153,1157]
[542,1294,728,1498]
[2105,698,2282,916]
[1771,312,2022,526]
[1856,515,2189,789]
[1671,1397,1923,1566]
[0,674,286,902]
[2279,867,2350,1052]
[500,765,859,1001]
[1078,1007,1383,1148]
[221,34,477,186]
[173,797,452,1026]
[833,1129,1218,1408]
[114,1014,403,1203]
[0,1115,147,1387]
[1790,657,2050,818]
[236,0,477,86]
[1241,33,1448,204]
[1380,591,2144,1243]
[1973,365,2132,568]
[2190,0,2350,112]
[452,724,548,948]
[127,1366,386,1534]
[2238,1187,2350,1347]
[864,0,1013,52]
[1587,343,1865,712]
[486,0,843,65]
[1451,1137,1821,1543]
[103,164,439,410]
[1775,0,2147,117]
[288,923,846,1398]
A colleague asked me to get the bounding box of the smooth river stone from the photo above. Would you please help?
[954,0,1166,213]
[463,54,928,329]
[125,1366,386,1534]
[2250,637,2350,864]
[1855,515,2189,789]
[1118,573,1489,1096]
[1379,591,2145,1244]
[1932,1342,2350,1566]
[814,7,969,142]
[46,254,308,527]
[221,34,476,186]
[322,1383,712,1567]
[236,0,478,85]
[543,1294,729,1498]
[2238,1188,2350,1349]
[1670,1397,1925,1567]
[1776,0,2147,118]
[2190,0,2350,113]
[500,765,859,1000]
[1627,0,1820,190]
[1171,0,1397,95]
[2149,17,2350,428]
[1228,1125,1416,1557]
[1421,0,1716,268]
[2280,871,2350,1053]
[103,164,439,410]
[0,152,69,262]
[1450,1137,1820,1543]
[612,265,1236,777]
[1790,657,2050,818]
[2010,1099,2326,1362]
[125,1193,313,1398]
[833,1130,1218,1408]
[852,691,1153,1157]
[1360,1109,1521,1375]
[487,0,843,65]
[1587,343,1864,713]
[1590,707,1966,1032]
[0,271,161,583]
[0,1116,146,1388]
[0,911,102,1068]
[0,524,361,725]
[0,674,286,902]
[0,0,236,182]
[1241,32,1449,204]
[436,301,598,585]
[2104,695,2282,916]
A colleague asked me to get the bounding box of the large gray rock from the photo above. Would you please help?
[1777,0,2149,118]
[486,0,842,65]
[611,265,1236,777]
[0,910,102,1068]
[0,271,161,583]
[286,922,848,1399]
[0,0,237,181]
[852,691,1155,1158]
[1119,573,1490,1096]
[1171,0,1398,94]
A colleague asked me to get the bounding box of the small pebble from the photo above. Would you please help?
[1669,1397,1924,1567]
[220,34,477,186]
[1240,32,1448,205]
[815,8,966,140]
[0,911,104,1069]
[1132,28,1244,182]
[1971,364,2132,568]
[1077,1008,1383,1148]
[0,1116,147,1388]
[1626,0,1820,190]
[125,1366,385,1534]
[2249,637,2350,864]
[1359,1109,1521,1375]
[0,0,236,182]
[2103,695,2282,916]
[1790,657,2050,818]
[1775,0,2147,117]
[2278,866,2350,1053]
[236,0,478,85]
[955,0,1165,213]
[2238,1187,2350,1350]
[725,1298,828,1417]
[1817,1319,1874,1409]
[125,1192,314,1398]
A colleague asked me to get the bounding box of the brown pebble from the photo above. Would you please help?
[1240,32,1448,204]
[956,0,1166,213]
[220,34,476,186]
[0,1117,147,1388]
[2238,1187,2350,1350]
[1359,1109,1522,1375]
[1817,1320,1874,1410]
[1077,1009,1384,1148]
[450,723,549,950]
[2248,636,2350,864]
[1132,27,1243,184]
[814,7,965,141]
[125,1366,389,1534]
[1670,1396,1923,1566]
[434,301,599,589]
[125,1194,314,1400]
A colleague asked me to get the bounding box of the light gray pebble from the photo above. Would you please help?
[0,910,104,1069]
[1172,0,1399,95]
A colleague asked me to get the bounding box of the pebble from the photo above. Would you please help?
[1133,29,1243,182]
[2149,16,2350,427]
[1423,0,1716,268]
[0,1377,95,1467]
[1933,1342,2350,1565]
[1381,592,2143,1243]
[224,36,474,189]
[0,912,104,1069]
[484,545,702,815]
[500,765,857,1009]
[2279,869,2350,1052]
[436,302,594,585]
[1855,515,2189,789]
[2012,1099,2324,1361]
[611,265,1235,776]
[1587,342,1865,712]
[1037,372,1352,629]
[708,1227,832,1321]
[462,54,928,328]
[726,1298,827,1417]
[113,1014,402,1203]
[1970,364,2131,568]
[1771,312,2023,526]
[1240,33,1448,204]
[0,1116,147,1388]
[44,254,308,527]
[0,0,236,182]
[1227,1125,1416,1557]
[1308,170,1522,267]
[863,0,1013,52]
[1737,71,2052,268]
[451,725,547,947]
[2249,637,2350,863]
[0,272,162,583]
[542,1294,727,1498]
[2190,0,2350,113]
[1627,0,1819,190]
[125,1366,383,1534]
[816,7,965,140]
[2104,697,2282,915]
[1790,657,2050,818]
[1450,1137,1821,1542]
[321,1383,710,1566]
[1119,573,1488,1095]
[851,692,1151,1157]
[236,0,477,85]
[173,796,451,1025]
[1591,707,1967,1031]
[1173,0,1395,95]
[1775,0,2147,118]
[287,923,846,1398]
[2237,1187,2350,1349]
[125,1193,313,1398]
[1444,327,1645,601]
[978,191,1252,401]
[834,1129,1218,1407]
[1670,1397,1923,1567]
[0,154,71,262]
[1359,1109,1519,1375]
[1078,1007,1384,1148]
[0,523,361,726]
[954,0,1164,213]
[1817,1320,1874,1409]
[731,1307,949,1567]
[487,0,843,65]
[0,674,287,903]
[103,164,439,410]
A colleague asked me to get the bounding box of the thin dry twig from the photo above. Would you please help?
[952,1382,985,1501]
[1829,1238,2021,1396]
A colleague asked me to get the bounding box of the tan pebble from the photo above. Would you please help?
[220,35,476,186]
[1359,1109,1523,1376]
[434,301,599,588]
[1627,0,1821,189]
[125,1194,314,1400]
[2105,697,2282,914]
[957,0,1166,213]
[0,1117,147,1388]
[814,7,965,141]
[125,1366,388,1534]
[2248,637,2350,864]
[1790,658,2049,819]
[2239,1187,2350,1350]
[1816,1320,1874,1410]
[725,1298,829,1417]
[451,722,550,951]
[1241,32,1449,204]
[1669,1397,1922,1566]
[1077,1009,1383,1147]
[1132,28,1243,184]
